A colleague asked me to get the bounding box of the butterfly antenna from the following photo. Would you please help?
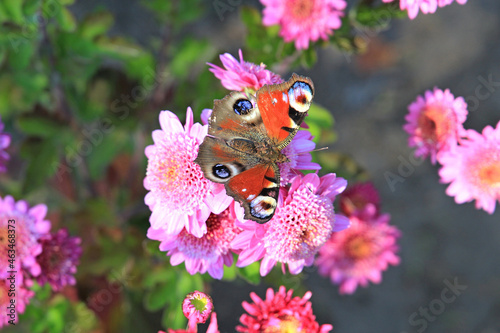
[287,146,329,159]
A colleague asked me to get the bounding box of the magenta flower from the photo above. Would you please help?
[182,291,214,329]
[237,286,333,333]
[0,116,10,173]
[35,228,82,291]
[279,130,321,185]
[232,173,349,276]
[316,211,401,294]
[261,0,346,50]
[208,49,283,91]
[438,121,500,214]
[404,87,468,164]
[147,205,241,279]
[0,195,51,278]
[339,181,381,217]
[144,107,232,238]
[0,274,34,327]
[160,312,219,333]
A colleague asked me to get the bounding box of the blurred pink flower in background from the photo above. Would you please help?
[237,286,333,333]
[339,181,381,217]
[144,107,231,238]
[35,228,82,291]
[383,0,467,20]
[404,87,468,164]
[438,121,500,214]
[316,208,401,294]
[208,49,283,91]
[261,0,346,50]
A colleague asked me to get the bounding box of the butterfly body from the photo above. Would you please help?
[195,74,314,223]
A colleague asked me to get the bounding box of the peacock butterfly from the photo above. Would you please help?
[195,73,314,223]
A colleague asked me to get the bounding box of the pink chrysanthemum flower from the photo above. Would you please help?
[279,130,321,185]
[147,205,241,279]
[261,0,346,50]
[404,87,468,164]
[1,274,34,327]
[182,291,214,328]
[35,228,82,291]
[438,121,500,214]
[315,211,401,294]
[237,286,333,333]
[160,312,219,333]
[233,173,349,276]
[437,0,468,7]
[208,50,283,92]
[0,195,51,278]
[339,181,380,217]
[144,107,232,238]
[0,116,10,173]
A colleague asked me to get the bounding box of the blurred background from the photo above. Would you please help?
[1,0,499,332]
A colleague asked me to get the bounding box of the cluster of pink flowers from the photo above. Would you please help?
[260,0,346,50]
[145,50,349,280]
[159,287,332,332]
[383,0,468,20]
[0,195,82,327]
[404,88,500,214]
[316,182,401,294]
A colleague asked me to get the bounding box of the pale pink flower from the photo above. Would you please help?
[232,173,349,276]
[316,212,401,294]
[0,274,34,327]
[438,121,500,214]
[147,205,241,279]
[237,286,333,333]
[144,107,232,238]
[0,116,10,173]
[404,87,468,164]
[261,0,346,50]
[279,130,321,185]
[382,0,438,19]
[0,195,51,278]
[182,291,214,329]
[383,0,466,19]
[208,50,283,91]
[35,228,82,291]
[339,181,381,217]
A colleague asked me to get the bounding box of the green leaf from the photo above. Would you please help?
[20,138,60,193]
[0,0,24,24]
[8,41,34,70]
[56,7,76,32]
[79,11,114,40]
[16,115,65,137]
[162,302,186,330]
[239,262,261,285]
[300,48,317,68]
[144,282,172,311]
[170,38,213,79]
[87,129,127,180]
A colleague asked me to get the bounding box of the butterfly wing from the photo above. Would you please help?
[256,73,314,147]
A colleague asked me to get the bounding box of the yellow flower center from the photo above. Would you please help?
[417,106,453,144]
[265,316,301,333]
[478,163,500,188]
[346,236,372,260]
[289,0,315,20]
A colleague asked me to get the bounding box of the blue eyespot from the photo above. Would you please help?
[213,164,231,179]
[288,81,313,113]
[233,99,253,115]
